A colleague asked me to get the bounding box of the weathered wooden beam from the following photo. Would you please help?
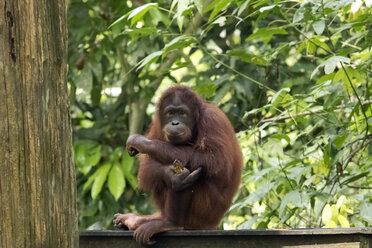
[80,228,372,248]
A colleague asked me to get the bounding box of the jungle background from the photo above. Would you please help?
[67,0,372,230]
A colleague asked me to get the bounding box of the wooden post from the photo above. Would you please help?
[0,0,78,247]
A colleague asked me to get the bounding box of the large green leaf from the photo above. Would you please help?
[322,204,338,227]
[195,83,218,98]
[120,152,134,175]
[312,20,325,35]
[279,190,303,215]
[136,51,163,70]
[177,0,191,31]
[205,0,231,23]
[271,133,291,145]
[337,215,350,228]
[128,3,158,26]
[109,13,130,29]
[83,170,98,191]
[108,163,125,200]
[91,163,111,200]
[311,56,350,79]
[243,182,275,205]
[75,141,101,175]
[292,7,304,23]
[125,173,138,189]
[121,152,137,189]
[324,56,350,74]
[163,35,197,54]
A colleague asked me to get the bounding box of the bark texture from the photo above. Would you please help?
[0,0,78,247]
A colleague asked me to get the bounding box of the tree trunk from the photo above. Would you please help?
[0,0,78,247]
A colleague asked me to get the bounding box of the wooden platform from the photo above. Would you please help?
[80,228,372,248]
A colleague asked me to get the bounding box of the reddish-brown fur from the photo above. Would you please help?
[138,86,243,229]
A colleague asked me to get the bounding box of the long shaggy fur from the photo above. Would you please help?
[138,86,243,229]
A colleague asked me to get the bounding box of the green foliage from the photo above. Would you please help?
[226,0,372,227]
[68,0,371,230]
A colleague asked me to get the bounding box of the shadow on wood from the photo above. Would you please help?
[80,228,372,248]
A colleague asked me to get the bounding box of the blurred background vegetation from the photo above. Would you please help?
[67,0,372,230]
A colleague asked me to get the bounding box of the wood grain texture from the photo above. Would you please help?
[80,229,372,248]
[0,0,78,247]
